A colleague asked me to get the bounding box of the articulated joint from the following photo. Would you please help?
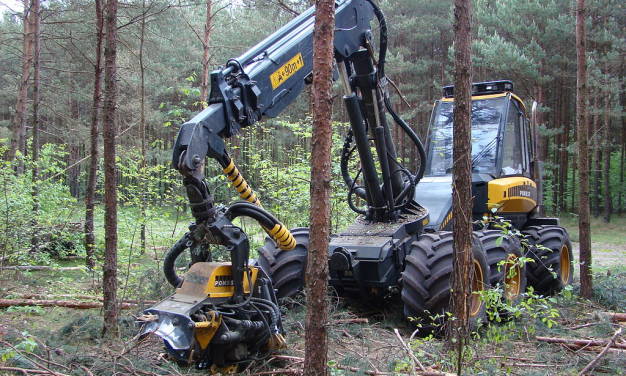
[222,158,296,251]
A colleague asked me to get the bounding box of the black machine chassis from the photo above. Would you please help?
[328,203,429,297]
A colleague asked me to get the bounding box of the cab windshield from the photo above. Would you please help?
[426,97,506,176]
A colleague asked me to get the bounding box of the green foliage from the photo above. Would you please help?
[0,332,38,362]
[591,267,626,311]
[5,306,46,315]
[0,142,82,264]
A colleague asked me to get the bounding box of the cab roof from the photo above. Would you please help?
[442,80,514,98]
[440,80,526,111]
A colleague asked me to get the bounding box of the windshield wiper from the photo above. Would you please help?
[471,136,498,171]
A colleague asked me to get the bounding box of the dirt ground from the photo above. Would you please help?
[1,217,625,375]
[571,241,625,269]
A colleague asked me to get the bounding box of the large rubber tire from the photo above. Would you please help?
[257,227,309,300]
[476,230,527,304]
[401,233,436,319]
[401,232,490,331]
[522,225,573,295]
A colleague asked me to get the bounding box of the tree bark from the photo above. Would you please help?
[102,0,119,337]
[576,0,592,299]
[139,0,147,254]
[85,0,104,270]
[448,1,473,375]
[558,91,570,213]
[304,0,334,374]
[7,0,34,168]
[602,89,611,223]
[200,0,212,104]
[30,0,40,252]
[592,94,601,217]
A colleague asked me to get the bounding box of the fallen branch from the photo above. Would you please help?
[567,322,600,330]
[0,266,84,271]
[603,312,626,323]
[331,318,369,324]
[249,369,301,376]
[536,336,626,350]
[505,363,556,368]
[0,299,135,310]
[578,327,623,375]
[394,328,427,372]
[9,293,156,305]
[481,355,536,362]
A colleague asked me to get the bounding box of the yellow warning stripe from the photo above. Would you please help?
[222,158,295,250]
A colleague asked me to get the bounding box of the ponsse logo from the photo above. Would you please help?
[214,275,234,287]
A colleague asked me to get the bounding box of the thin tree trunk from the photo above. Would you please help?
[617,114,626,214]
[449,1,473,375]
[85,0,104,270]
[554,81,562,213]
[619,57,625,214]
[30,0,40,253]
[534,83,545,215]
[602,90,611,222]
[558,91,570,213]
[304,0,334,374]
[102,0,119,337]
[592,94,601,217]
[576,0,592,299]
[139,0,147,254]
[7,0,34,168]
[200,0,212,104]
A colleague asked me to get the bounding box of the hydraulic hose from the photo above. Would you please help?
[384,97,426,181]
[226,201,297,250]
[220,157,296,250]
[366,0,425,182]
[163,233,190,287]
[365,0,387,79]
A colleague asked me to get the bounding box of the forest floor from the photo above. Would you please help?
[0,214,624,375]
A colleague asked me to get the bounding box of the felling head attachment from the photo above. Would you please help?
[139,260,285,371]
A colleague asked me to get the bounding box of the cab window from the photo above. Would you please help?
[501,102,524,176]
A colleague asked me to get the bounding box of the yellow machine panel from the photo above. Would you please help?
[178,262,259,298]
[487,177,537,213]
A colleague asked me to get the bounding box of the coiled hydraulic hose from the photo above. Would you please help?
[220,157,296,250]
[339,0,427,215]
[162,233,190,287]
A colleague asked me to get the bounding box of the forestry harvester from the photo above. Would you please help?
[138,0,573,371]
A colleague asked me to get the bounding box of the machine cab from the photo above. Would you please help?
[415,80,539,230]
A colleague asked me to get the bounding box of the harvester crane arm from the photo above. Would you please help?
[142,1,428,370]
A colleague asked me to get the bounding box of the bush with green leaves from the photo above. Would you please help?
[0,142,81,265]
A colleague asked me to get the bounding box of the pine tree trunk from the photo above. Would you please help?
[558,93,570,213]
[619,57,625,214]
[102,0,119,337]
[85,0,104,270]
[576,0,592,299]
[304,0,334,374]
[139,0,147,254]
[449,1,473,374]
[554,81,562,213]
[7,0,34,168]
[602,90,611,223]
[592,94,601,217]
[200,0,212,104]
[30,0,40,252]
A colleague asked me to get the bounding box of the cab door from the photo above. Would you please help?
[499,99,530,177]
